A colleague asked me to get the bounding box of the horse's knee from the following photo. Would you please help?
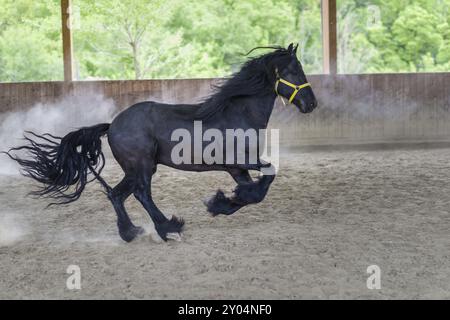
[260,174,275,185]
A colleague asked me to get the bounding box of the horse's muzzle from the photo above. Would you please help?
[299,99,317,113]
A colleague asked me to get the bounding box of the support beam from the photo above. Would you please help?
[61,0,74,82]
[321,0,337,74]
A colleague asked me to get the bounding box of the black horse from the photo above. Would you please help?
[5,43,317,242]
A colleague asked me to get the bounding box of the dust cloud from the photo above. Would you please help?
[0,93,117,175]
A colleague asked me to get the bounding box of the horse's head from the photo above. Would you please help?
[273,43,317,113]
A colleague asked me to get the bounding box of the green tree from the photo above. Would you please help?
[1,0,450,82]
[338,0,450,73]
[0,0,62,82]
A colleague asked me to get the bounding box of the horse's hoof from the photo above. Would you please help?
[205,190,227,216]
[119,225,145,243]
[202,196,212,207]
[155,216,185,241]
[166,232,182,242]
[205,190,241,216]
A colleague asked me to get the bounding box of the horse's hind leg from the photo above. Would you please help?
[109,175,144,242]
[133,161,184,241]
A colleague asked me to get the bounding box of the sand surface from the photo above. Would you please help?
[0,146,449,299]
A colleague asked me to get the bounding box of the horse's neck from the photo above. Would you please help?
[237,93,277,129]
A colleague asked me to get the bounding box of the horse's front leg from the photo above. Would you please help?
[204,169,249,216]
[232,173,275,205]
[205,168,276,216]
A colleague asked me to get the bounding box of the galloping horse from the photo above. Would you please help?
[6,44,317,242]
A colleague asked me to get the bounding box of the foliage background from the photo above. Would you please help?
[0,0,449,82]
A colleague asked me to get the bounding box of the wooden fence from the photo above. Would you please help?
[1,73,449,144]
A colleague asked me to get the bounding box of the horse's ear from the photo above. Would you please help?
[293,43,299,56]
[287,43,294,53]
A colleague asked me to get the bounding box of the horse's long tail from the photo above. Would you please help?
[4,123,111,205]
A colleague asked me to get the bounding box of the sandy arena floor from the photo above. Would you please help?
[0,145,449,299]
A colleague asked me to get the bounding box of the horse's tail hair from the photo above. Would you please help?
[3,123,111,206]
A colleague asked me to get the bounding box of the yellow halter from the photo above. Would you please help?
[275,78,311,104]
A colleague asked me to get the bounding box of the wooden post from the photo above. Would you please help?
[321,0,337,74]
[61,0,74,82]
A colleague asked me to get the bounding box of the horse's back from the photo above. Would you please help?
[114,100,202,124]
[108,101,201,158]
[125,101,200,118]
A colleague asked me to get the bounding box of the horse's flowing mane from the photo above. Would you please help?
[195,46,293,120]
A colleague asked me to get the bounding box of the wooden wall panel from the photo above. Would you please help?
[1,74,450,144]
